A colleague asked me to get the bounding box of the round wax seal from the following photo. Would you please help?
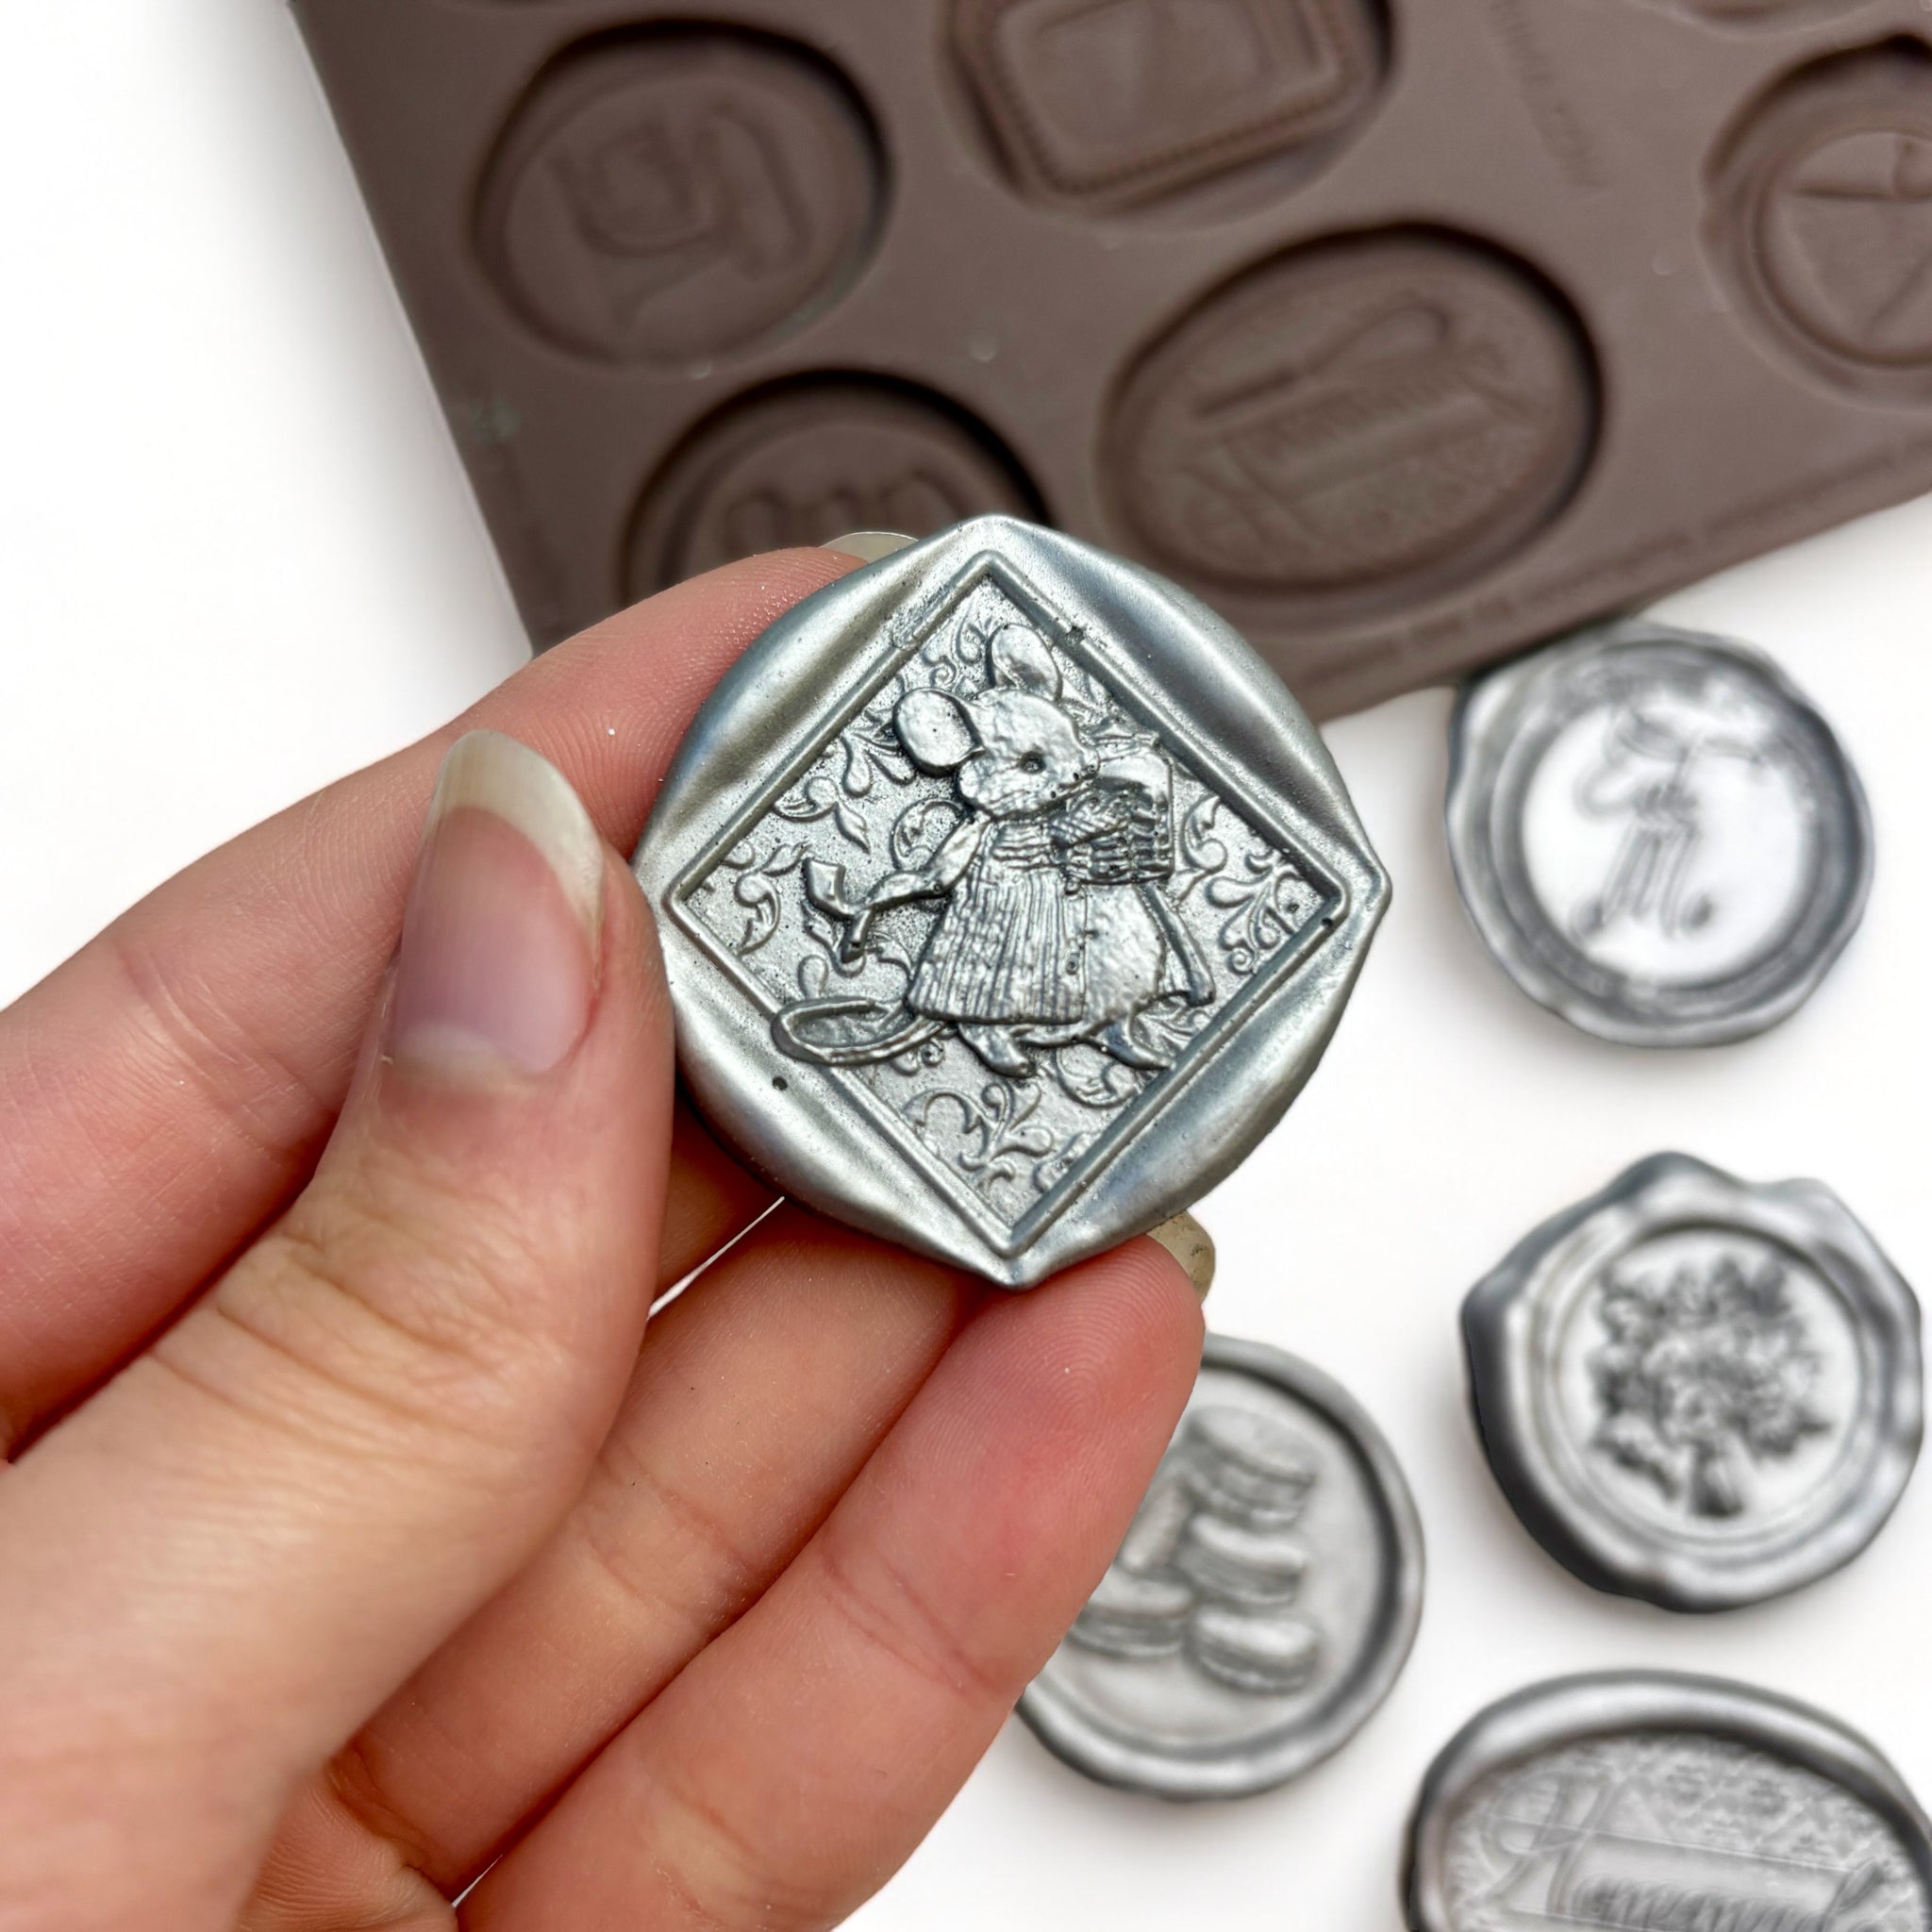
[1463,1152,1922,1612]
[632,517,1388,1287]
[1406,1673,1932,1932]
[1446,618,1871,1046]
[1019,1334,1423,1800]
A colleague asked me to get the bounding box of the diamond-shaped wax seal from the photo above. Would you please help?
[632,518,1389,1286]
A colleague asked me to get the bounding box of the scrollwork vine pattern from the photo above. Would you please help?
[684,574,1337,1232]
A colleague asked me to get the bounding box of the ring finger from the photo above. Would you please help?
[249,1207,988,1920]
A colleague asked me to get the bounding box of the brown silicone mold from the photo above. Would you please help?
[626,374,1042,588]
[294,0,1932,719]
[1674,1,1872,22]
[1710,40,1932,402]
[474,27,886,367]
[952,0,1386,214]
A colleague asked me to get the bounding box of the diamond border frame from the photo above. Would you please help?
[634,517,1390,1287]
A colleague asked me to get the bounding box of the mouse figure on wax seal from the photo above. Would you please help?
[633,518,1388,1287]
[780,620,1214,1080]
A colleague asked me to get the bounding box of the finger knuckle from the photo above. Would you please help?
[815,1521,1007,1707]
[643,1770,833,1932]
[103,919,339,1174]
[290,1174,557,1380]
[572,1435,766,1643]
[156,1190,585,1479]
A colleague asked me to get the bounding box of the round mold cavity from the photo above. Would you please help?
[1708,38,1932,404]
[946,0,1391,225]
[625,375,1044,594]
[474,25,886,368]
[1101,227,1600,628]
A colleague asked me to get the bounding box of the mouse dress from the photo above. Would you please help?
[907,812,1086,1027]
[906,761,1207,1035]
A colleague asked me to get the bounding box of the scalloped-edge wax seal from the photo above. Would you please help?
[1463,1152,1922,1611]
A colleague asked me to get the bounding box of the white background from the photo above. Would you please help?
[5,6,1929,1926]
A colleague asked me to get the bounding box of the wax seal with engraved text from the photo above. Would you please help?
[1019,1333,1423,1797]
[1446,618,1872,1047]
[1463,1152,1922,1613]
[1407,1673,1932,1932]
[631,517,1389,1288]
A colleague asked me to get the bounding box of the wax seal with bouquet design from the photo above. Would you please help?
[1462,1153,1922,1612]
[1018,1333,1423,1797]
[1446,619,1872,1047]
[633,518,1389,1287]
[1407,1673,1932,1932]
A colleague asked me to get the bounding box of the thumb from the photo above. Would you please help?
[0,732,672,1928]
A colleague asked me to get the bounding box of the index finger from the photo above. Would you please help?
[0,548,855,1452]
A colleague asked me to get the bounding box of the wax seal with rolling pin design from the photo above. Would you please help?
[632,518,1389,1287]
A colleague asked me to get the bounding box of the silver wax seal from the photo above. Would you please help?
[1446,618,1872,1046]
[634,518,1388,1286]
[1463,1153,1922,1612]
[1407,1673,1932,1932]
[1019,1334,1423,1799]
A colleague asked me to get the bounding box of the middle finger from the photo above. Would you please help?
[0,549,847,1457]
[256,1206,982,1909]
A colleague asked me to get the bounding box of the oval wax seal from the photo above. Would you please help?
[1407,1672,1932,1932]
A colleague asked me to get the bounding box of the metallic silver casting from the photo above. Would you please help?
[1463,1152,1922,1612]
[634,517,1388,1285]
[1446,618,1872,1047]
[1019,1333,1424,1799]
[1406,1672,1932,1932]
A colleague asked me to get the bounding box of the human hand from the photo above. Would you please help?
[0,551,1202,1930]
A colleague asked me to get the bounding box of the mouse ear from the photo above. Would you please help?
[989,625,1060,699]
[895,689,977,772]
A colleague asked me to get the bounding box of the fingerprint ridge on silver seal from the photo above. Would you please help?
[1446,617,1872,1047]
[633,518,1388,1287]
[1019,1333,1424,1799]
[1463,1151,1923,1611]
[1406,1672,1932,1932]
